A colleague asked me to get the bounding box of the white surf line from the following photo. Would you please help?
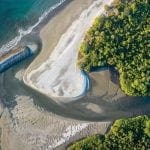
[0,0,66,57]
[25,0,114,101]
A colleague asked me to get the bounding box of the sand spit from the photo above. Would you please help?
[1,0,149,150]
[24,0,114,102]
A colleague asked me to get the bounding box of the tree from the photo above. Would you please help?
[78,0,150,96]
[68,116,150,150]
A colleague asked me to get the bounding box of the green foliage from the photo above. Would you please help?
[78,0,150,96]
[68,116,150,150]
[144,120,150,137]
[68,135,103,150]
[103,116,150,150]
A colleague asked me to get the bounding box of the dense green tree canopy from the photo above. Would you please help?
[68,115,150,150]
[78,0,150,96]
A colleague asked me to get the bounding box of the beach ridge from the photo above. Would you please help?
[23,0,114,102]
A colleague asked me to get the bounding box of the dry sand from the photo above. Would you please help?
[24,0,116,102]
[0,95,111,150]
[24,0,113,101]
[23,0,96,101]
[0,0,113,149]
[24,0,93,75]
[0,0,147,148]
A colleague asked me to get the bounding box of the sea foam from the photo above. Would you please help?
[0,0,66,57]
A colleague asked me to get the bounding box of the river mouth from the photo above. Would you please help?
[1,54,150,122]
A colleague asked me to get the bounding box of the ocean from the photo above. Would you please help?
[0,0,66,54]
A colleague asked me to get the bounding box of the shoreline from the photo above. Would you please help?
[24,0,93,75]
[23,0,114,102]
[0,0,69,56]
[0,0,150,149]
[23,0,94,102]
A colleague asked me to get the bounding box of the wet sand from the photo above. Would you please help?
[0,47,149,150]
[23,0,97,101]
[24,0,116,101]
[1,0,149,149]
[24,0,93,75]
[25,0,113,101]
[0,0,113,149]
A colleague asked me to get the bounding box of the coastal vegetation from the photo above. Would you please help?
[78,0,150,96]
[68,115,150,150]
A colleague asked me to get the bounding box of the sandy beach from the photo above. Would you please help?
[0,0,113,149]
[24,0,93,74]
[0,0,150,149]
[24,0,95,101]
[24,0,115,102]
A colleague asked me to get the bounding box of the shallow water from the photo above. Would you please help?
[26,0,107,100]
[0,0,65,54]
[0,0,149,122]
[1,1,149,149]
[1,56,150,122]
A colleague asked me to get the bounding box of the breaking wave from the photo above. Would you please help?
[0,0,66,57]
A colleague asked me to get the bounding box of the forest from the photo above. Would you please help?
[68,115,150,150]
[78,0,150,96]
